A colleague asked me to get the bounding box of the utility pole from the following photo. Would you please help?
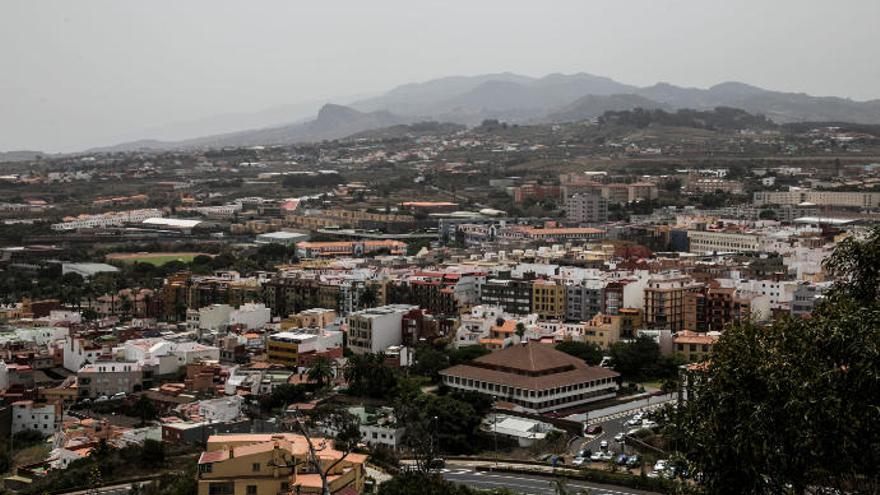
[492,410,498,470]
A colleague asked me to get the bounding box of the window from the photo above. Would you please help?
[208,483,233,495]
[246,486,257,495]
[252,463,260,472]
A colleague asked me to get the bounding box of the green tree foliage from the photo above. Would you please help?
[343,353,399,399]
[358,284,378,309]
[447,345,491,366]
[259,383,313,412]
[599,107,777,131]
[662,177,682,193]
[677,228,880,494]
[410,345,450,382]
[127,395,158,426]
[555,341,603,366]
[140,439,165,468]
[282,173,344,189]
[609,336,661,381]
[307,356,335,389]
[396,390,487,462]
[758,209,777,220]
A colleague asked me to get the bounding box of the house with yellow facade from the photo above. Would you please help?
[197,433,367,495]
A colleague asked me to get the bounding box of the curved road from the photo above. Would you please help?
[441,466,659,495]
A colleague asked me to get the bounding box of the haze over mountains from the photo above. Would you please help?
[89,72,880,153]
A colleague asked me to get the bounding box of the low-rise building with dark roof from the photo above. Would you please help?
[439,342,619,413]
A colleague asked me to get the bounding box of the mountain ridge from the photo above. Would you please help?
[84,72,880,153]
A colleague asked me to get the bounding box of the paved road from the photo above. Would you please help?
[571,415,629,458]
[570,401,671,459]
[59,482,145,495]
[442,467,659,495]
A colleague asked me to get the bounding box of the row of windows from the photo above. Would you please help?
[445,375,614,398]
[677,343,711,352]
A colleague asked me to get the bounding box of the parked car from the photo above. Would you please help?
[95,395,109,402]
[616,454,629,465]
[571,456,586,467]
[584,425,602,435]
[653,459,668,472]
[576,449,591,459]
[590,451,603,462]
[613,432,625,442]
[111,392,126,400]
[600,451,614,461]
[626,455,640,467]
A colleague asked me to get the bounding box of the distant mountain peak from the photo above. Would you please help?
[316,103,363,120]
[708,81,765,95]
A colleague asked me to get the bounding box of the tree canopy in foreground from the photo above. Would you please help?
[678,228,880,494]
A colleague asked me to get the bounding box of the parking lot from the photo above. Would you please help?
[567,409,664,474]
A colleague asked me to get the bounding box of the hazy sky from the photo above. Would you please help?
[2,0,879,152]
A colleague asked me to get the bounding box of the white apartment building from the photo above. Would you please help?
[735,279,799,310]
[687,230,763,254]
[51,208,163,231]
[12,400,60,435]
[178,396,244,423]
[12,326,69,347]
[454,305,509,348]
[345,304,416,355]
[195,303,271,332]
[753,190,880,208]
[63,336,105,372]
[268,329,343,355]
[123,338,220,375]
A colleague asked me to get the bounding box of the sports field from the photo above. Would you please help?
[105,252,212,266]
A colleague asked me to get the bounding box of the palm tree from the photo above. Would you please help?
[307,356,335,389]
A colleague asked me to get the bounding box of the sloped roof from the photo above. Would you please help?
[440,342,619,391]
[470,342,583,373]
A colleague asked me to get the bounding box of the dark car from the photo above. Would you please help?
[584,425,603,435]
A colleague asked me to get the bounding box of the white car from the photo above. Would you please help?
[599,440,609,449]
[654,459,668,472]
[112,392,126,400]
[600,451,614,461]
[572,456,586,466]
[590,452,603,462]
[95,395,109,402]
[614,432,626,442]
[641,420,658,429]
